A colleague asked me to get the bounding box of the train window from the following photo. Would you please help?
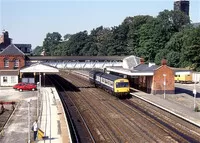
[96,76,100,81]
[111,81,113,86]
[108,80,112,86]
[105,79,108,84]
[116,82,129,88]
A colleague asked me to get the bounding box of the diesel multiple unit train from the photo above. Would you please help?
[89,70,130,97]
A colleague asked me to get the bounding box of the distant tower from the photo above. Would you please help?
[174,0,190,16]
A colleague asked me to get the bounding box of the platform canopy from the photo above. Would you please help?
[20,63,59,73]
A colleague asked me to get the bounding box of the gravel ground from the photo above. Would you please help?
[0,87,38,143]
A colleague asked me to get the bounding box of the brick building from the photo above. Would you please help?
[0,44,26,86]
[106,57,175,94]
[0,30,32,55]
[151,62,175,94]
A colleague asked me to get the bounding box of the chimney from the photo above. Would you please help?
[161,59,167,65]
[140,58,145,64]
[148,62,155,67]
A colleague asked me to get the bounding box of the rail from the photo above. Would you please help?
[48,75,95,143]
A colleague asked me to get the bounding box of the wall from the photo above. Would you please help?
[152,65,175,94]
[0,55,25,70]
[0,75,18,86]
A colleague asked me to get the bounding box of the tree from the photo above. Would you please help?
[181,26,200,70]
[43,32,62,56]
[66,31,88,56]
[64,34,71,41]
[126,15,154,55]
[32,46,43,55]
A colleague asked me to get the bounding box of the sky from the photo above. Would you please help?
[0,0,199,49]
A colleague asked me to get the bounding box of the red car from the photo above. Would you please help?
[17,83,37,91]
[13,82,27,90]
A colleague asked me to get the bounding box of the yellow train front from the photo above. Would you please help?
[89,70,130,97]
[113,78,130,97]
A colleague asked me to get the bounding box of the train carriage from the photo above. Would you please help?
[89,70,130,97]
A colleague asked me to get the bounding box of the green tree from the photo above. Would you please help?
[43,32,62,56]
[32,46,43,55]
[126,15,154,55]
[181,26,200,70]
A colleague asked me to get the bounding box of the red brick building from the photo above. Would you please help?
[0,44,26,86]
[106,59,175,94]
[152,63,174,94]
[0,44,25,69]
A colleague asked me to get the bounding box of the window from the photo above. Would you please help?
[4,59,9,68]
[3,77,8,83]
[116,82,129,88]
[14,59,19,68]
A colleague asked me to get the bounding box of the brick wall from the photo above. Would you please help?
[152,65,175,94]
[0,55,25,70]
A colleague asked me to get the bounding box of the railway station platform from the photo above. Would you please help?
[0,87,71,143]
[37,87,71,143]
[130,89,200,127]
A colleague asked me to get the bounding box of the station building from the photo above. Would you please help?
[105,56,188,95]
[0,30,32,86]
[0,44,25,86]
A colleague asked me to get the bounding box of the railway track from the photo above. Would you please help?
[0,105,15,135]
[48,71,200,142]
[47,74,95,143]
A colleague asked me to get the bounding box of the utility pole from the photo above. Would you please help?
[193,74,197,110]
[163,74,166,99]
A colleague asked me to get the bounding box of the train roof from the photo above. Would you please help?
[89,70,103,75]
[96,72,124,81]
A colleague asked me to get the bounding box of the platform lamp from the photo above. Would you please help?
[193,74,197,110]
[43,73,45,87]
[163,74,166,99]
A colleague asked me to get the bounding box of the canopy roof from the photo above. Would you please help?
[20,63,59,73]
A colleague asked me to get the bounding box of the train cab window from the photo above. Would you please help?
[116,82,129,88]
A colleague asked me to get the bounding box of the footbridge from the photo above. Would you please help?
[27,56,140,69]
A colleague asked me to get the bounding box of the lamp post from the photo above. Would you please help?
[163,74,166,99]
[193,74,197,109]
[39,74,41,88]
[43,73,45,87]
[37,82,40,117]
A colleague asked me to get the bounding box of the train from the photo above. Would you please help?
[89,70,130,97]
[175,74,193,83]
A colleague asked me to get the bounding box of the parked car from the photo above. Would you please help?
[13,82,27,90]
[17,83,37,92]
